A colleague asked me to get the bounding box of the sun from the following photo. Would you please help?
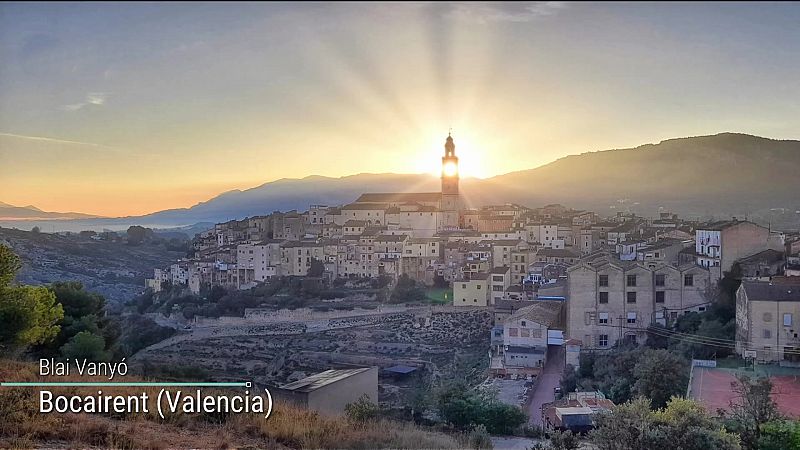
[442,160,458,177]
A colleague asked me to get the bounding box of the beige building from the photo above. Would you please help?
[281,241,325,276]
[566,257,710,349]
[340,203,387,226]
[236,240,282,288]
[736,280,800,363]
[453,273,490,306]
[272,367,378,416]
[490,266,512,303]
[499,301,564,373]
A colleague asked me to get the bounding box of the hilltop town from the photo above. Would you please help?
[141,134,800,434]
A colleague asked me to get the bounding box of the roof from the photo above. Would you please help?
[470,273,490,280]
[699,220,763,231]
[383,365,418,375]
[343,220,367,227]
[374,234,408,242]
[507,300,563,328]
[280,368,373,392]
[341,203,389,210]
[738,249,784,265]
[741,281,800,302]
[538,248,580,258]
[490,239,523,246]
[355,192,442,203]
[491,266,510,274]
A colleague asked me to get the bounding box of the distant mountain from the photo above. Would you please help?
[134,133,800,226]
[478,133,800,219]
[3,133,799,231]
[0,201,102,220]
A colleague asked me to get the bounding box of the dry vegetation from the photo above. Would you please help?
[0,359,466,449]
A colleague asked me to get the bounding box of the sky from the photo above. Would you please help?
[1,2,799,217]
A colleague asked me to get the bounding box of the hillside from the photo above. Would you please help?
[0,227,186,303]
[0,359,466,449]
[481,133,800,222]
[0,201,102,220]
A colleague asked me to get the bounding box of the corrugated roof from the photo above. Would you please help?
[280,368,373,393]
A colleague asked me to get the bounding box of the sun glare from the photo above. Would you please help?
[442,161,458,177]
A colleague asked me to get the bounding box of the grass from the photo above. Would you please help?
[425,287,453,305]
[0,359,468,449]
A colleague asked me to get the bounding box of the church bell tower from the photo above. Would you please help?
[440,132,460,229]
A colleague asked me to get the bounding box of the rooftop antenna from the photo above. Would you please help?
[448,127,452,137]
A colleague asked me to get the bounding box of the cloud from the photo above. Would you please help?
[62,92,109,111]
[0,132,118,151]
[447,1,568,24]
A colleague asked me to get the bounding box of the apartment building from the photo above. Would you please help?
[736,279,800,363]
[695,220,779,279]
[566,257,710,349]
[490,266,511,303]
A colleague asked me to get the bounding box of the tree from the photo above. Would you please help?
[0,245,64,352]
[436,382,527,434]
[632,349,689,408]
[591,397,740,450]
[36,282,118,358]
[758,420,800,450]
[0,285,64,351]
[0,244,21,287]
[390,274,426,304]
[126,225,152,245]
[344,394,380,422]
[308,258,325,277]
[61,331,111,361]
[726,375,779,450]
[550,429,580,450]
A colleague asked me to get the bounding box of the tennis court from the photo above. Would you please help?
[689,366,800,417]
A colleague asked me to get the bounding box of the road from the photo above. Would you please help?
[528,345,565,426]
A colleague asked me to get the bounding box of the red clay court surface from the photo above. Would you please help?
[689,367,800,418]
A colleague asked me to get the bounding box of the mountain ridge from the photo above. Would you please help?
[3,133,799,230]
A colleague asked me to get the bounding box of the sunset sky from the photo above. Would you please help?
[1,2,799,217]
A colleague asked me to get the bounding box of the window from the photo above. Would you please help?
[785,314,793,327]
[684,274,694,286]
[627,312,637,324]
[462,283,467,289]
[599,275,609,287]
[627,275,637,287]
[599,312,609,324]
[509,328,518,337]
[599,292,609,304]
[477,285,482,290]
[656,291,665,303]
[627,291,637,303]
[520,329,530,337]
[521,320,527,327]
[655,274,665,287]
[599,334,609,347]
[763,329,771,339]
[625,334,637,344]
